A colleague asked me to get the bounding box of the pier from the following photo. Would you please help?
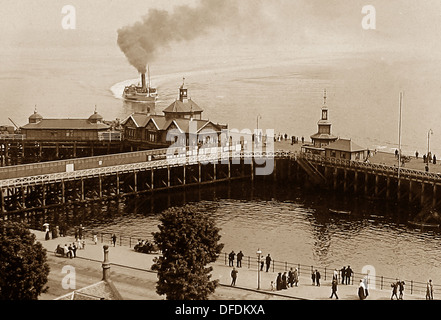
[1,140,440,222]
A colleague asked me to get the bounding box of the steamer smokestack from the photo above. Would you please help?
[141,73,146,91]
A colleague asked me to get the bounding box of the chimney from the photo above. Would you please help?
[141,73,146,90]
[102,245,110,281]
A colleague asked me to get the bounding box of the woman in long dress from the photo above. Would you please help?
[358,280,366,300]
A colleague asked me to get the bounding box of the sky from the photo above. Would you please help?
[1,0,441,58]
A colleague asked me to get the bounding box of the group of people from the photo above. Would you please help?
[228,250,245,268]
[390,279,406,300]
[273,268,300,291]
[55,242,82,258]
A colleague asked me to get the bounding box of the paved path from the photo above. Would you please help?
[33,230,428,300]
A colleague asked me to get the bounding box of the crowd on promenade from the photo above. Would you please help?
[227,250,436,300]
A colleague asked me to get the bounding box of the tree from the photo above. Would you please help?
[0,221,50,300]
[151,204,224,300]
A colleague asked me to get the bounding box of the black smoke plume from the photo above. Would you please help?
[117,0,240,74]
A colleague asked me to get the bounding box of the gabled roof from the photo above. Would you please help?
[21,119,109,130]
[163,118,222,134]
[54,280,123,300]
[163,99,203,114]
[324,138,366,152]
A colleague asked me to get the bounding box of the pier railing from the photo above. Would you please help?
[78,229,438,298]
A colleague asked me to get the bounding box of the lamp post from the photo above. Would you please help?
[427,129,433,164]
[257,248,262,290]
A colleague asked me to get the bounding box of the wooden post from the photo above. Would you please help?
[183,165,186,185]
[61,180,65,204]
[116,173,120,196]
[375,175,379,196]
[364,172,369,195]
[386,176,391,199]
[433,183,437,208]
[354,171,358,193]
[421,182,425,206]
[134,171,138,193]
[99,175,103,198]
[151,169,154,190]
[1,188,5,219]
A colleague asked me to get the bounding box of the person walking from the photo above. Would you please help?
[391,281,399,300]
[330,279,339,299]
[43,222,50,241]
[112,234,117,247]
[333,269,339,281]
[426,279,434,300]
[260,257,264,271]
[311,270,316,285]
[282,272,288,289]
[293,267,299,287]
[363,275,369,298]
[228,251,235,267]
[236,250,244,268]
[276,273,283,291]
[358,280,366,300]
[265,254,272,272]
[288,268,294,287]
[93,233,98,245]
[398,280,405,300]
[231,267,238,286]
[315,270,321,287]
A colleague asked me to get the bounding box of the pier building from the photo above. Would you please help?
[122,79,228,150]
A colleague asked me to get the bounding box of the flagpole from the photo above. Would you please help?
[398,92,403,179]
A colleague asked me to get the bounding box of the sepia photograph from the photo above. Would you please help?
[0,0,440,313]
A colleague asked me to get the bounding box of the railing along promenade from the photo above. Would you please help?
[82,230,438,297]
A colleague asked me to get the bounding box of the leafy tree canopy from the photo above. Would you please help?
[0,221,50,300]
[152,204,224,300]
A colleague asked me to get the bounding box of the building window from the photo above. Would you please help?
[149,133,156,142]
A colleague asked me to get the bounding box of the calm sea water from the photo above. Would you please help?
[1,40,441,285]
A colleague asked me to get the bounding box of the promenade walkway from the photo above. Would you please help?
[33,230,429,300]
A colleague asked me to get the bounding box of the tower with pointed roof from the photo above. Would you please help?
[310,89,338,149]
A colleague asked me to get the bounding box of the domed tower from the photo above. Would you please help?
[88,106,103,124]
[29,107,43,124]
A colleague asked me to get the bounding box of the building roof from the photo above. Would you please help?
[123,113,224,133]
[54,280,123,300]
[21,119,110,130]
[324,138,366,152]
[163,99,203,114]
[165,118,221,134]
[310,133,338,140]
